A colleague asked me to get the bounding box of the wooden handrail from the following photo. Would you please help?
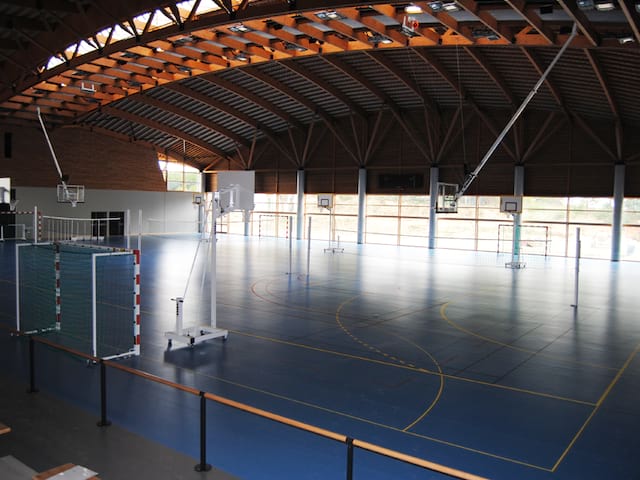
[353,439,489,480]
[105,361,201,396]
[5,329,489,480]
[204,392,347,443]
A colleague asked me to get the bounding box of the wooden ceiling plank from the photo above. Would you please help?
[280,60,368,120]
[463,47,516,105]
[583,49,618,119]
[134,94,251,147]
[102,105,229,159]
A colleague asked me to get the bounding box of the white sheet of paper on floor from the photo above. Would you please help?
[49,465,98,479]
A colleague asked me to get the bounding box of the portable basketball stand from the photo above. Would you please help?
[318,194,344,254]
[501,196,526,269]
[165,176,254,348]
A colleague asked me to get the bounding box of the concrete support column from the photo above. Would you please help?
[428,167,439,250]
[243,210,250,237]
[357,168,366,245]
[513,166,525,257]
[296,169,305,240]
[612,164,625,262]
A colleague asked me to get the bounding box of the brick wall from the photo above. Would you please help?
[1,125,166,191]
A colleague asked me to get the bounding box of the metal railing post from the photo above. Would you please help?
[346,437,354,480]
[195,391,212,472]
[27,336,38,393]
[97,360,111,427]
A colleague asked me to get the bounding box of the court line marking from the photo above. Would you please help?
[333,296,446,432]
[230,330,596,407]
[551,340,640,472]
[440,303,619,372]
[143,354,552,473]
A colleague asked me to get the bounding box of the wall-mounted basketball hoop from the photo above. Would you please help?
[436,183,459,214]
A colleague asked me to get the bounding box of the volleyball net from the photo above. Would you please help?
[16,242,140,359]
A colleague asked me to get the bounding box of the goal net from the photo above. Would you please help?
[16,242,140,359]
[497,224,550,257]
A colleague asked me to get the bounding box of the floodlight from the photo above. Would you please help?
[428,1,444,12]
[443,2,460,12]
[316,10,345,20]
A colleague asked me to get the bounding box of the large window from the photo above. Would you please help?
[622,199,640,261]
[217,191,634,261]
[158,160,202,192]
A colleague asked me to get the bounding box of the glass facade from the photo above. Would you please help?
[215,192,638,261]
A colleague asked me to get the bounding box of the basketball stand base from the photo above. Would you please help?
[505,261,526,269]
[165,326,228,348]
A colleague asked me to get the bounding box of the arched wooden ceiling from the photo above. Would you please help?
[0,0,638,169]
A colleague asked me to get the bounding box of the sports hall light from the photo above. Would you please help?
[315,10,345,20]
[443,2,460,12]
[577,0,594,9]
[404,4,423,14]
[636,2,640,12]
[594,1,616,11]
[229,23,251,33]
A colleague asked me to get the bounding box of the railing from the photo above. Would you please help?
[3,326,488,480]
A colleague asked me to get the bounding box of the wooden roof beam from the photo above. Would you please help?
[583,49,619,119]
[280,60,368,120]
[555,0,600,46]
[520,47,565,108]
[163,82,297,165]
[463,47,516,105]
[503,0,555,44]
[133,94,251,148]
[456,0,514,44]
[102,105,230,160]
[200,74,306,131]
[619,0,640,44]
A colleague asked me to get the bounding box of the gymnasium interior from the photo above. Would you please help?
[1,1,639,479]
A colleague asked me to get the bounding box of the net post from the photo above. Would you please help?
[125,209,131,249]
[210,199,218,329]
[306,216,312,279]
[288,216,293,275]
[133,249,141,355]
[137,209,142,252]
[97,360,111,427]
[33,206,38,242]
[15,243,19,331]
[572,227,581,308]
[194,391,212,472]
[55,244,61,331]
[91,253,98,358]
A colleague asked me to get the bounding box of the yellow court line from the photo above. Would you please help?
[440,303,619,372]
[230,330,596,407]
[333,296,446,433]
[551,341,640,472]
[143,354,552,473]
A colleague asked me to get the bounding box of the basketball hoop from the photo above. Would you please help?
[436,183,459,214]
[57,184,84,207]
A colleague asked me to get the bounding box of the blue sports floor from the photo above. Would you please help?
[1,235,640,479]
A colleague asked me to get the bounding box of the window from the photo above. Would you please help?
[158,160,202,192]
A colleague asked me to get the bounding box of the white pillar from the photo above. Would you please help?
[296,169,305,240]
[611,164,625,262]
[428,167,438,249]
[243,210,250,237]
[513,166,525,257]
[357,168,366,245]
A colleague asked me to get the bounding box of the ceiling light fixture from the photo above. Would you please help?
[619,35,635,44]
[229,23,252,33]
[404,4,423,14]
[577,0,594,9]
[315,10,345,21]
[367,32,393,45]
[594,1,615,11]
